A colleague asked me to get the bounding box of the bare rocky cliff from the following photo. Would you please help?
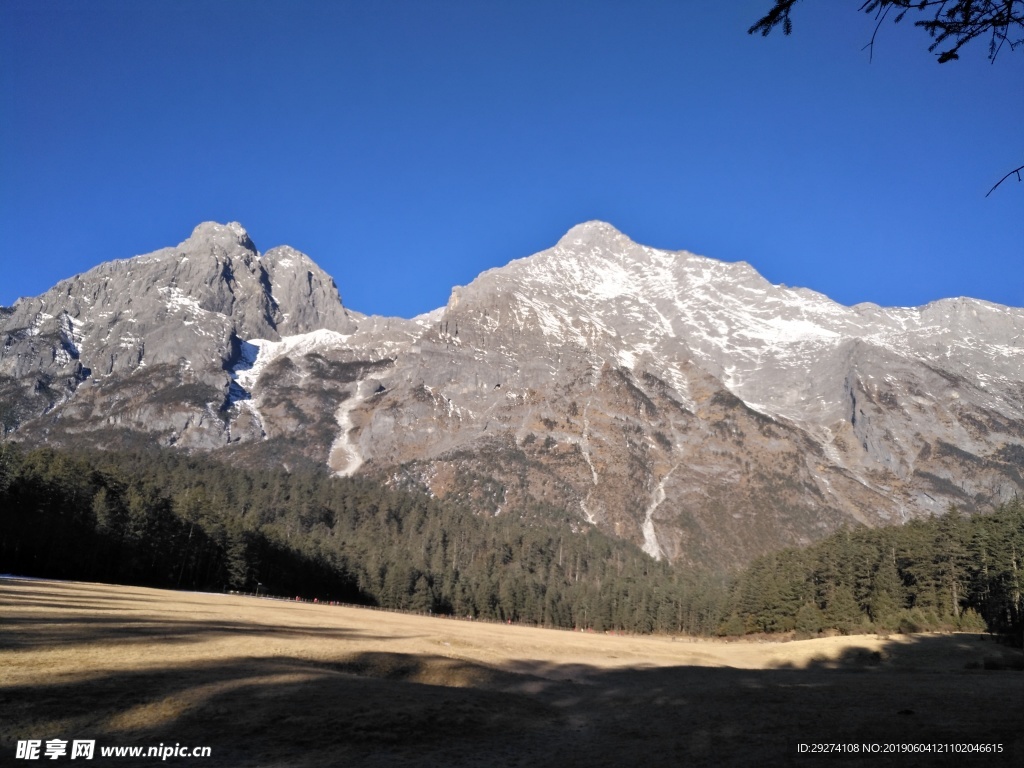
[3,221,1022,568]
[0,222,356,448]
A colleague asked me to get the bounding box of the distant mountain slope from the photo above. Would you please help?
[3,221,1022,568]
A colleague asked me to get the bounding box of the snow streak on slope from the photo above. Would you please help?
[642,465,678,561]
[578,401,599,525]
[329,379,370,477]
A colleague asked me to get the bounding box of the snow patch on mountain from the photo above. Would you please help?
[159,286,203,314]
[233,329,352,392]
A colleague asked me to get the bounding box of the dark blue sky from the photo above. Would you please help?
[2,1,1021,317]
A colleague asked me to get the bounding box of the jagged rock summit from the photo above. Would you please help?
[2,221,1022,568]
[0,222,358,448]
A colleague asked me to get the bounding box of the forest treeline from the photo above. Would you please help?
[0,443,725,634]
[1,442,1020,643]
[721,500,1023,645]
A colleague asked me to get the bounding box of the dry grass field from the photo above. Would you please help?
[2,577,1022,767]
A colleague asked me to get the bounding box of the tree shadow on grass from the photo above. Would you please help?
[771,632,1024,673]
[0,581,402,650]
[2,634,1022,768]
[1,653,560,768]
[0,615,395,650]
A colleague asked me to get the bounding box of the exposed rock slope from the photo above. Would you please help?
[0,222,357,448]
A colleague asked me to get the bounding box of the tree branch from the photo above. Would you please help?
[862,3,894,62]
[985,164,1024,196]
[753,1,1024,63]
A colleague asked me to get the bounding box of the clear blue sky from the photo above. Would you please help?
[2,1,1021,317]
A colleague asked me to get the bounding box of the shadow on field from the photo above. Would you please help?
[0,583,397,650]
[772,633,1024,672]
[3,632,1023,767]
[0,615,388,650]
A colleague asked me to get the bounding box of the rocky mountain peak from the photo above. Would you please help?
[556,220,629,247]
[185,221,257,254]
[0,222,360,446]
[260,245,357,336]
[551,223,656,272]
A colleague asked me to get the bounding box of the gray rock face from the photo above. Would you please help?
[0,222,356,447]
[3,220,1022,568]
[261,246,357,336]
[322,222,1023,566]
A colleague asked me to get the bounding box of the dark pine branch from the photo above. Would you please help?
[751,1,1024,63]
[985,164,1024,196]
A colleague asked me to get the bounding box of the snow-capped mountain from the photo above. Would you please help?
[3,221,1022,568]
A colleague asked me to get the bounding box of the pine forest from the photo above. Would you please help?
[1,442,1020,645]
